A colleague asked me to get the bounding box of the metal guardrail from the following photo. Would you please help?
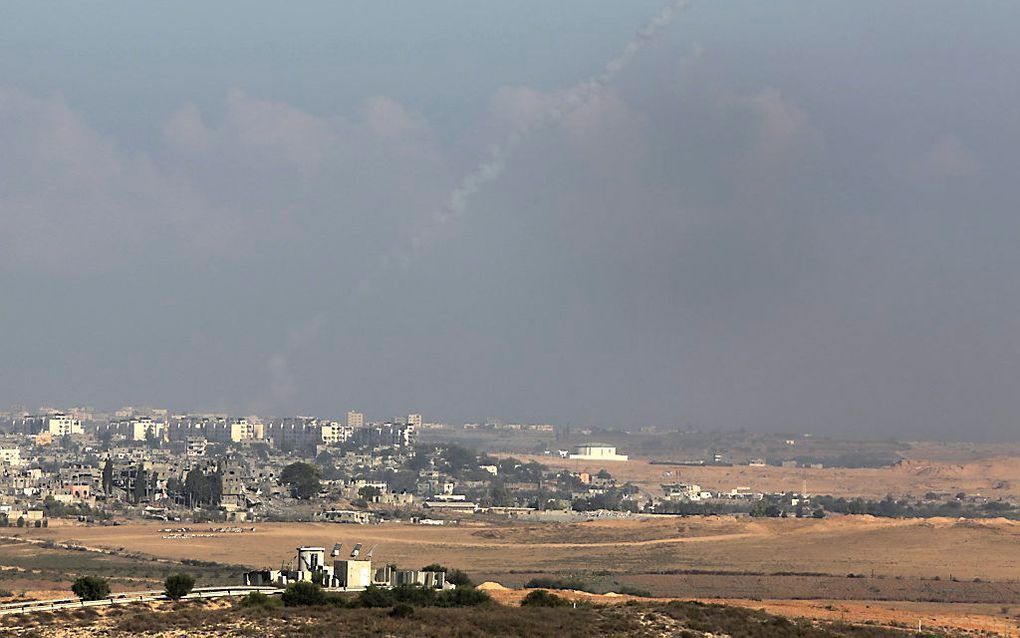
[0,586,280,616]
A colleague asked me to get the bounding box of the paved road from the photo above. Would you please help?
[0,586,280,616]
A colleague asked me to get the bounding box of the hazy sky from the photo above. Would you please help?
[2,2,1019,439]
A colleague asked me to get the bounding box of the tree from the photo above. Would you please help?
[72,575,111,601]
[102,457,113,494]
[280,462,322,500]
[184,468,221,507]
[358,485,382,500]
[132,463,147,503]
[145,426,160,449]
[164,573,195,600]
[421,564,472,588]
[446,569,473,588]
[489,484,513,507]
[281,581,326,606]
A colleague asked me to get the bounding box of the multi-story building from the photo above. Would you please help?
[353,422,416,449]
[101,416,166,442]
[0,446,23,468]
[407,413,422,429]
[45,414,83,437]
[346,411,364,429]
[168,416,261,444]
[266,418,353,449]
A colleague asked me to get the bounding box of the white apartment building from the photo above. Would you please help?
[46,414,83,437]
[103,416,166,441]
[217,418,261,443]
[407,413,422,428]
[0,447,23,467]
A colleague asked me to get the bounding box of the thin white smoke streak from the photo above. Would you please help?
[359,0,691,293]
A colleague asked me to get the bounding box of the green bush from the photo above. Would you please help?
[389,603,415,618]
[164,573,196,600]
[615,584,653,597]
[71,576,111,601]
[357,585,396,608]
[521,589,569,607]
[356,584,489,608]
[435,587,491,607]
[523,577,593,593]
[282,581,326,606]
[239,591,280,608]
[422,564,473,587]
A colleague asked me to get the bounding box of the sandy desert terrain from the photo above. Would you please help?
[14,515,1020,582]
[513,453,1020,499]
[7,515,1020,634]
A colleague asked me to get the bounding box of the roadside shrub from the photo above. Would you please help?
[435,586,491,607]
[324,592,351,607]
[164,573,196,600]
[389,603,415,618]
[392,584,438,606]
[282,581,326,606]
[521,589,569,607]
[357,584,489,608]
[523,577,592,592]
[71,575,111,601]
[357,585,396,608]
[239,591,280,608]
[615,584,653,597]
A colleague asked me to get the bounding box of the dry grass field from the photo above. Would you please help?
[6,515,1020,634]
[12,515,1020,582]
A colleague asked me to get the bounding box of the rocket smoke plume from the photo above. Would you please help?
[361,0,691,291]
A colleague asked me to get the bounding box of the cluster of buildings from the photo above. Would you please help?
[1,404,820,523]
[242,543,450,591]
[0,407,423,522]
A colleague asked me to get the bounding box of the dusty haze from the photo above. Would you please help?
[1,1,1018,439]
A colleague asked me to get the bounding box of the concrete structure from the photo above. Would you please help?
[320,509,373,524]
[335,557,373,588]
[0,447,23,467]
[346,411,364,428]
[45,414,83,437]
[569,443,628,461]
[423,500,478,512]
[265,418,352,450]
[242,543,449,591]
[102,416,165,442]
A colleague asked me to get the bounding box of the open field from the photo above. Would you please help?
[510,453,1020,499]
[0,535,245,601]
[13,516,1020,582]
[7,516,1020,633]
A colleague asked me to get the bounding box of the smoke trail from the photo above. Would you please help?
[362,0,691,290]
